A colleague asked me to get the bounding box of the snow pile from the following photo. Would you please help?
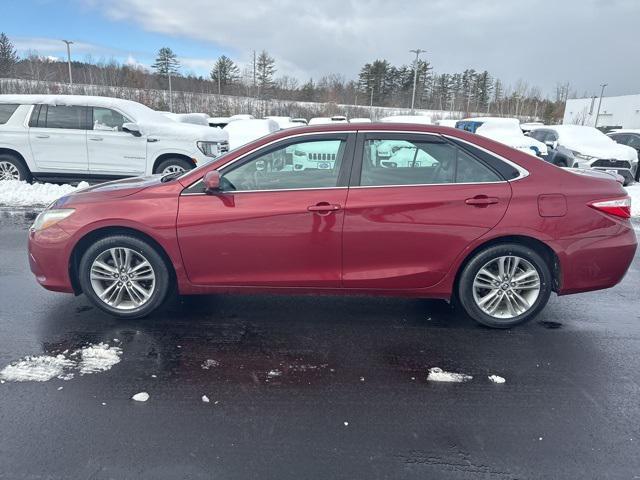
[626,184,640,217]
[77,343,122,374]
[488,375,506,384]
[201,359,220,370]
[427,367,473,383]
[0,180,89,207]
[0,342,122,382]
[0,354,75,382]
[267,369,282,378]
[202,395,210,403]
[132,392,149,402]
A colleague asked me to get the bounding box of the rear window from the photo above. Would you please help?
[0,104,19,124]
[28,105,88,130]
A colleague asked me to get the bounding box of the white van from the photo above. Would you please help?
[0,95,228,182]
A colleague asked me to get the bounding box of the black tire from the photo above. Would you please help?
[78,235,171,319]
[0,153,31,182]
[154,157,194,175]
[555,159,567,168]
[457,243,552,328]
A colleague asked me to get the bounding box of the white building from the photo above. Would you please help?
[563,94,640,129]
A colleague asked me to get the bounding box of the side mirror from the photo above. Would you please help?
[203,171,221,193]
[122,122,142,137]
[545,140,558,150]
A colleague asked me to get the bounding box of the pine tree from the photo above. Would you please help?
[256,50,276,97]
[210,55,239,94]
[0,33,19,78]
[152,47,180,76]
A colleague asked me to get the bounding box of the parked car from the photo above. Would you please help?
[435,119,459,128]
[223,119,280,149]
[308,116,348,125]
[28,123,636,328]
[527,128,575,167]
[456,117,547,158]
[380,115,433,125]
[0,95,229,182]
[607,129,640,181]
[530,125,638,185]
[349,118,372,123]
[290,118,308,125]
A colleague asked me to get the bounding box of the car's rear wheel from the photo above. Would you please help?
[457,243,552,328]
[78,235,171,319]
[155,157,194,175]
[0,154,31,182]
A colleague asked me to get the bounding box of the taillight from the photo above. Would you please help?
[588,197,631,219]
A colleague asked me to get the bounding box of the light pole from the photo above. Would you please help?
[409,49,426,114]
[594,83,608,128]
[62,40,73,85]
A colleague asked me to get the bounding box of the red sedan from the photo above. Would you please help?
[28,124,636,328]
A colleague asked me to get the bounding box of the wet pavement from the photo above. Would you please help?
[1,209,639,479]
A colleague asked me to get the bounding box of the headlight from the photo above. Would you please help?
[31,209,75,231]
[570,150,596,162]
[197,141,219,157]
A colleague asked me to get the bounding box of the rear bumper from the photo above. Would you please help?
[28,226,74,293]
[557,225,637,295]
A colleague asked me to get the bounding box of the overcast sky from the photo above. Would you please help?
[6,0,640,97]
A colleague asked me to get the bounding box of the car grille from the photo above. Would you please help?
[592,159,631,169]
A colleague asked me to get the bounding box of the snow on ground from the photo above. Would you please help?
[427,367,473,383]
[0,354,75,382]
[77,343,122,374]
[0,180,89,207]
[201,359,220,370]
[0,342,122,382]
[132,392,149,402]
[488,375,506,384]
[626,184,640,217]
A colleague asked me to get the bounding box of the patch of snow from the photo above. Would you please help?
[132,392,149,402]
[427,367,473,383]
[488,375,506,384]
[57,386,63,391]
[78,343,122,374]
[202,395,210,403]
[0,342,121,383]
[626,184,640,217]
[267,369,282,378]
[343,421,349,426]
[201,359,220,370]
[0,354,75,382]
[0,180,89,207]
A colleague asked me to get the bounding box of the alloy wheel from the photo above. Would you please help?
[89,248,156,310]
[472,255,541,319]
[161,164,186,174]
[0,161,20,181]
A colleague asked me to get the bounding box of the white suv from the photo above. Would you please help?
[0,95,229,183]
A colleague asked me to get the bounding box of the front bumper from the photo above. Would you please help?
[28,226,75,293]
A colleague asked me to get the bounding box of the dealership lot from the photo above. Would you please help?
[1,209,639,479]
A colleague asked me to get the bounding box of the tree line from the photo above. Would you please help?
[0,33,567,122]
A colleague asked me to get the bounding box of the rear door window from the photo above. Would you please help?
[358,136,502,186]
[45,106,87,130]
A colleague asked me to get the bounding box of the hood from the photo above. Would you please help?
[140,121,228,142]
[569,142,637,162]
[479,131,548,156]
[52,176,162,207]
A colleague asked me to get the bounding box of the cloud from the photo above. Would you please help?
[35,1,640,95]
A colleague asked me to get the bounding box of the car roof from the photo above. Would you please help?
[0,94,145,109]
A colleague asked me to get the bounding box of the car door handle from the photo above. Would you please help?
[307,203,342,214]
[465,195,499,206]
[89,137,103,141]
[35,134,49,139]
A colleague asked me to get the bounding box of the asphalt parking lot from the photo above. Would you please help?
[0,209,639,480]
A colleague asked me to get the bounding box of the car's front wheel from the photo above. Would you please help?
[78,235,171,319]
[457,243,552,328]
[155,157,194,175]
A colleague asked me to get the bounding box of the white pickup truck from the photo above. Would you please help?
[0,95,228,183]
